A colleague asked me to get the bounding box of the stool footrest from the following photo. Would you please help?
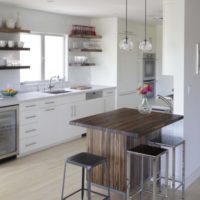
[63,188,109,200]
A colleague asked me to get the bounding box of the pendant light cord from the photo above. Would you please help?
[145,0,147,42]
[126,0,128,42]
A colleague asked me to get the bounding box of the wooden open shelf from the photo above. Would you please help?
[69,63,96,67]
[69,34,102,39]
[0,28,31,33]
[0,47,30,51]
[69,48,102,52]
[0,66,30,70]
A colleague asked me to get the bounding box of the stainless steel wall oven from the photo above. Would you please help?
[0,105,19,160]
[143,53,156,98]
[143,53,156,81]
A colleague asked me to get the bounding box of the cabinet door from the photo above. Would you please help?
[56,103,84,141]
[104,96,115,112]
[39,106,59,147]
[75,98,105,118]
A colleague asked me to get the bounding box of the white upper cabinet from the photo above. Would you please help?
[162,0,177,76]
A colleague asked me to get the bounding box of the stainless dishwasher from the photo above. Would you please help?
[86,91,103,100]
[0,105,19,160]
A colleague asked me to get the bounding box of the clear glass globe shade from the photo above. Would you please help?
[139,40,152,51]
[119,38,134,51]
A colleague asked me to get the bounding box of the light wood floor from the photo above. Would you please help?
[0,138,199,200]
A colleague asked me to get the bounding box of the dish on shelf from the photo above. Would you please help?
[1,89,17,96]
[0,40,7,47]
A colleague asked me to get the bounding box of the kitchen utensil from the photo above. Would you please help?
[0,40,7,47]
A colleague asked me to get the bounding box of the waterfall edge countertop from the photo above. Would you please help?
[70,108,184,137]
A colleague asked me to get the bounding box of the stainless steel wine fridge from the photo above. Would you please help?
[0,105,19,160]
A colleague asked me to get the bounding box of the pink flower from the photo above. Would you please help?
[137,84,152,95]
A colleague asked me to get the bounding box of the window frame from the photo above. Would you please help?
[20,32,66,84]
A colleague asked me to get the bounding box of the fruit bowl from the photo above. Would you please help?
[1,89,17,97]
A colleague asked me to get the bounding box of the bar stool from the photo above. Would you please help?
[127,144,169,200]
[149,135,185,199]
[61,152,110,200]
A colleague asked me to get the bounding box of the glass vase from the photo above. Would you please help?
[138,95,152,114]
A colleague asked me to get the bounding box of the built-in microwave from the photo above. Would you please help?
[143,53,156,81]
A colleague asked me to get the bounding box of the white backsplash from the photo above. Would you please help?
[0,70,20,91]
[68,67,91,85]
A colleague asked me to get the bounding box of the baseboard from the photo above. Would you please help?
[185,166,200,188]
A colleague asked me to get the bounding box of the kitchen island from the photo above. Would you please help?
[70,108,183,192]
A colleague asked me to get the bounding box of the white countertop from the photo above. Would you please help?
[0,85,116,107]
[148,98,172,112]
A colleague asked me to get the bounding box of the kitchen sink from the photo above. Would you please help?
[43,89,72,94]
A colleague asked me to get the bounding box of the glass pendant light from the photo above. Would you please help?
[139,0,152,51]
[119,0,133,51]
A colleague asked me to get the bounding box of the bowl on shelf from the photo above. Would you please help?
[1,89,17,97]
[8,41,15,48]
[17,41,24,48]
[0,40,7,47]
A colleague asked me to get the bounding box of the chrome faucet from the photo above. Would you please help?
[157,94,173,113]
[48,76,59,90]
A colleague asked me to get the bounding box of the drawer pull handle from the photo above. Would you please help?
[45,108,55,112]
[106,91,113,94]
[45,101,55,105]
[25,142,37,147]
[26,116,37,119]
[25,129,37,133]
[25,105,36,108]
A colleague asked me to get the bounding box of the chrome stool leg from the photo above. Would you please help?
[172,147,176,199]
[81,167,85,200]
[61,161,67,200]
[182,141,185,200]
[165,151,169,198]
[87,168,92,200]
[105,161,110,199]
[152,157,158,200]
[140,157,144,200]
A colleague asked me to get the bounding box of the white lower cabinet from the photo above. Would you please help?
[20,136,40,154]
[103,89,116,112]
[19,89,115,155]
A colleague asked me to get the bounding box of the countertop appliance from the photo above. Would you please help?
[0,105,19,160]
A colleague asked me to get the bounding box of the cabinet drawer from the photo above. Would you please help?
[103,89,115,97]
[20,136,40,154]
[20,123,39,139]
[20,110,39,125]
[20,102,40,111]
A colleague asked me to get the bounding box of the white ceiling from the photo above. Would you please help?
[0,0,163,21]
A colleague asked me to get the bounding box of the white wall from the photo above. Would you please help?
[0,3,91,90]
[90,18,118,86]
[155,24,174,96]
[184,0,200,187]
[162,0,185,115]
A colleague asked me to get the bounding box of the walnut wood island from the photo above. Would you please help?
[70,108,183,192]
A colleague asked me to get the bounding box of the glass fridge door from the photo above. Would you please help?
[0,106,18,158]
